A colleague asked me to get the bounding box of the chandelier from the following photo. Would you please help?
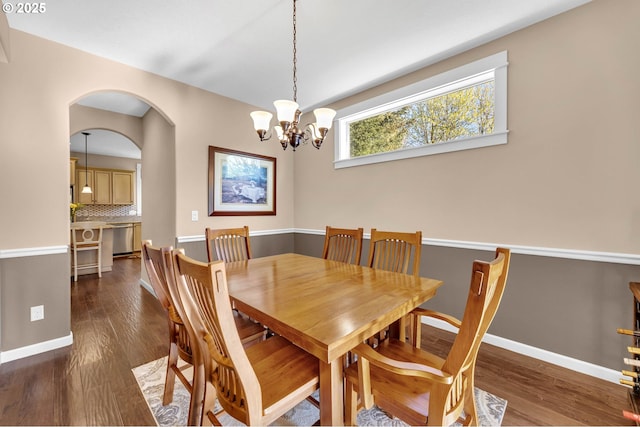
[250,0,336,151]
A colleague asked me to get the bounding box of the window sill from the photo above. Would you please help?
[333,130,508,169]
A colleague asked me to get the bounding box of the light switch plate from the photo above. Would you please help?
[191,210,198,221]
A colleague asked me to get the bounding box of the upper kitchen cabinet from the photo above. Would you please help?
[76,168,111,204]
[112,171,134,205]
[77,168,134,205]
[94,170,112,204]
[70,157,77,186]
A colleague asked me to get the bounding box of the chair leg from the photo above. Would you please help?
[344,377,358,426]
[97,245,102,278]
[163,342,178,405]
[203,381,221,426]
[73,249,78,282]
[188,362,207,427]
[463,371,478,426]
[412,313,422,348]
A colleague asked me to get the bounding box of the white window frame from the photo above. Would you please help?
[334,51,509,169]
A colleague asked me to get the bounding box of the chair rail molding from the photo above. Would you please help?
[0,245,68,259]
[6,231,636,265]
[294,228,640,266]
[177,228,296,244]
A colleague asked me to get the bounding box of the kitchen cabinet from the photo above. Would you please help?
[76,169,111,204]
[76,168,134,205]
[69,157,77,186]
[112,171,134,205]
[94,170,112,204]
[133,222,142,252]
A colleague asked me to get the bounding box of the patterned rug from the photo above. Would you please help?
[133,357,507,426]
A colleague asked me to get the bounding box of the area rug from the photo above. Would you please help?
[133,357,507,426]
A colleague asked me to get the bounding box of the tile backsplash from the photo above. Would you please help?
[77,204,138,218]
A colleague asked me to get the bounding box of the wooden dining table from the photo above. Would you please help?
[224,253,444,426]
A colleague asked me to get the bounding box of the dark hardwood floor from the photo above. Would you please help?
[0,256,167,426]
[0,256,634,425]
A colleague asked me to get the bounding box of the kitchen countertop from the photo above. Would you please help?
[70,221,113,229]
[75,216,142,224]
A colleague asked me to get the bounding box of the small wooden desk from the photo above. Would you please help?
[225,253,443,426]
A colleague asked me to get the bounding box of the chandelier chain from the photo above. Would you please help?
[292,0,297,103]
[248,0,335,151]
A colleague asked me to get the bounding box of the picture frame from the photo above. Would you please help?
[208,146,276,216]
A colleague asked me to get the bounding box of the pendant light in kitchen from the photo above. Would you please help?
[81,132,92,194]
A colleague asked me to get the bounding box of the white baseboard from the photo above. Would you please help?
[0,332,73,364]
[422,317,620,384]
[139,278,156,297]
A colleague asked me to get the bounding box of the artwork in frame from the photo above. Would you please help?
[208,146,276,216]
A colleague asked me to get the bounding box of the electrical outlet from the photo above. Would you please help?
[30,305,44,321]
[191,210,198,222]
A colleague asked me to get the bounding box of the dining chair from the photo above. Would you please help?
[70,224,103,282]
[322,226,364,265]
[345,247,511,426]
[205,225,265,327]
[367,228,422,276]
[171,250,320,426]
[142,241,265,424]
[366,228,423,343]
[205,226,252,262]
[142,240,194,407]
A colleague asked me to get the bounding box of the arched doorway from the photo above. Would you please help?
[69,90,176,288]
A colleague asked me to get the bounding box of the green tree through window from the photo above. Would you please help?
[349,81,494,157]
[349,109,409,157]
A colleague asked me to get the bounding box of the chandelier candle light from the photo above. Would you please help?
[250,0,336,151]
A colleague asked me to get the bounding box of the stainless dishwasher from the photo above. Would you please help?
[111,223,134,255]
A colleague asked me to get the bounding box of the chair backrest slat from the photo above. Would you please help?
[367,229,422,276]
[205,226,252,262]
[322,226,364,265]
[71,225,103,246]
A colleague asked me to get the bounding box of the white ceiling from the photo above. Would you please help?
[6,0,590,157]
[70,129,141,160]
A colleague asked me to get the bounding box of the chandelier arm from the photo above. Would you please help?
[249,0,335,151]
[257,129,274,142]
[306,123,326,149]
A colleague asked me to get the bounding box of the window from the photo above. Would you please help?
[334,51,508,169]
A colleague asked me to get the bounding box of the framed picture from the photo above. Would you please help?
[208,146,276,216]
